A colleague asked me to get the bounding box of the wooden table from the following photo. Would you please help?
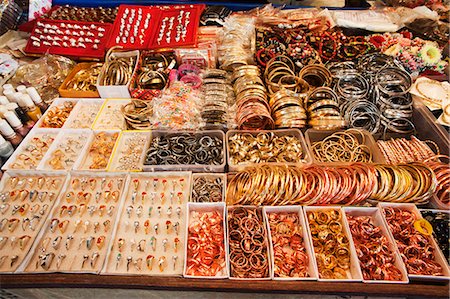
[1,274,449,298]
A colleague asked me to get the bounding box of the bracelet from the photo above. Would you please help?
[121,99,153,130]
[423,155,450,207]
[377,136,438,164]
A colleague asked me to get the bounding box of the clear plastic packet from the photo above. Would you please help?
[10,53,75,104]
[149,81,205,130]
[218,15,256,70]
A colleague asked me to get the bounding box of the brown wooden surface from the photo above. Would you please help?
[0,274,449,298]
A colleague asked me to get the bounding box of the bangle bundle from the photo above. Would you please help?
[226,163,436,206]
[306,87,345,130]
[269,89,307,129]
[371,163,436,205]
[306,209,351,279]
[375,67,414,134]
[233,65,273,130]
[377,136,439,164]
[299,64,332,89]
[346,215,403,281]
[229,132,305,165]
[423,156,450,207]
[267,212,309,278]
[100,48,136,86]
[201,69,231,129]
[136,52,173,90]
[228,207,270,279]
[186,210,226,277]
[310,129,372,163]
[382,207,444,276]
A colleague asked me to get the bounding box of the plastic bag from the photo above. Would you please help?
[10,53,75,104]
[149,81,205,130]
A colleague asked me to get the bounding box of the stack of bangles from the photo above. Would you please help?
[201,69,231,128]
[233,65,274,130]
[306,87,345,130]
[228,207,270,278]
[377,136,439,164]
[423,155,450,207]
[185,210,226,277]
[311,129,372,163]
[382,207,445,276]
[100,48,136,86]
[267,211,309,278]
[335,73,381,134]
[306,209,351,279]
[264,56,302,95]
[269,88,307,128]
[226,164,436,206]
[375,67,414,134]
[121,99,153,130]
[136,52,173,90]
[299,64,332,89]
[346,215,404,281]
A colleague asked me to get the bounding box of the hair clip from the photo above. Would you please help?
[174,237,180,253]
[0,237,7,250]
[126,256,133,271]
[50,218,59,233]
[40,252,55,270]
[56,254,66,269]
[137,239,146,252]
[115,253,122,270]
[150,236,156,251]
[91,252,99,268]
[134,221,140,233]
[158,256,166,272]
[146,255,154,270]
[134,258,142,271]
[94,222,100,233]
[51,236,62,250]
[65,235,73,250]
[162,238,168,252]
[86,236,94,250]
[81,254,89,268]
[172,256,178,270]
